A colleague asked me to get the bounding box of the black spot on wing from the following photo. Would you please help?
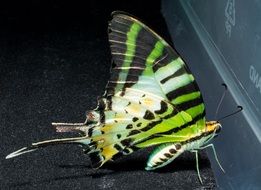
[126,124,133,129]
[154,101,168,115]
[117,134,121,139]
[122,148,131,154]
[143,110,155,120]
[121,138,132,147]
[137,122,142,127]
[132,117,139,122]
[114,144,123,151]
[127,130,141,137]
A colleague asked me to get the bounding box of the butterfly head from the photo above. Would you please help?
[205,121,222,136]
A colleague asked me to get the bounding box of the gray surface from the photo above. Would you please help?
[162,0,261,189]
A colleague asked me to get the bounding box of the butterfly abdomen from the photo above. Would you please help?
[145,143,184,170]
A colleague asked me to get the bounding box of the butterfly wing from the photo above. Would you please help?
[84,12,206,167]
[107,12,202,101]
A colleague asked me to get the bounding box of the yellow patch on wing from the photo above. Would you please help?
[102,145,118,162]
[142,97,154,106]
[127,103,143,114]
[101,124,114,133]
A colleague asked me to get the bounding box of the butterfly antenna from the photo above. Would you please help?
[215,83,228,120]
[218,106,243,121]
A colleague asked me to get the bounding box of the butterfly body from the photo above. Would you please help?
[145,121,221,170]
[6,12,223,184]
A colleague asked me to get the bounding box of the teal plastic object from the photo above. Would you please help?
[162,0,261,189]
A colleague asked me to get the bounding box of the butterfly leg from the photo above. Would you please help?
[191,150,203,184]
[199,143,225,173]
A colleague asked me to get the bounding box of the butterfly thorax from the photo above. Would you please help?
[183,121,221,151]
[205,121,221,134]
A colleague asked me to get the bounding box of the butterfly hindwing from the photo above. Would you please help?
[85,88,177,166]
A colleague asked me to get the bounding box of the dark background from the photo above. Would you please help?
[0,1,215,189]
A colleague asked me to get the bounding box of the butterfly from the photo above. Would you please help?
[6,11,224,184]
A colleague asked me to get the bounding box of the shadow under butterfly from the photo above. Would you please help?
[6,11,242,184]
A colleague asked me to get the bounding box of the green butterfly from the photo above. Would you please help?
[6,12,224,184]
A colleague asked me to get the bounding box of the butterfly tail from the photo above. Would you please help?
[6,122,92,159]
